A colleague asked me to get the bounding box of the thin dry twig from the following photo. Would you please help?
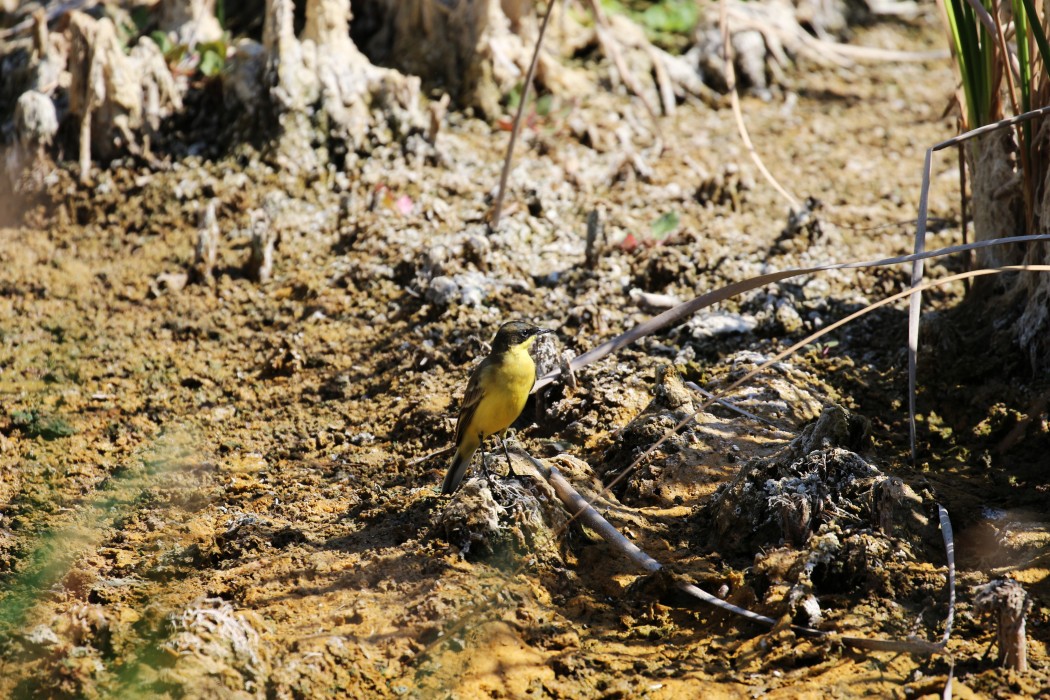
[939,502,957,700]
[908,148,933,465]
[720,0,801,211]
[938,504,957,646]
[490,0,557,231]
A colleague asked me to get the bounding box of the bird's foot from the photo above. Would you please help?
[495,433,518,478]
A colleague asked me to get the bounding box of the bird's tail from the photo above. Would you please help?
[441,445,476,495]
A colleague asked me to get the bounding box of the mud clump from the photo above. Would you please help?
[698,406,942,627]
[438,478,506,556]
[600,364,698,504]
[437,454,568,567]
[702,406,933,555]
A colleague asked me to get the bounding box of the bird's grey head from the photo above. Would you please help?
[491,320,552,352]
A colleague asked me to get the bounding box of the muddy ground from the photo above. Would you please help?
[1,11,1049,700]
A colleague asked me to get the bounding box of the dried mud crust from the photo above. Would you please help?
[1,21,1048,700]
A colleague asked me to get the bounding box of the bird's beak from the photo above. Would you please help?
[534,328,555,337]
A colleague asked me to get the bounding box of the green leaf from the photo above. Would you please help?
[641,0,698,33]
[505,83,523,111]
[167,43,188,64]
[651,211,680,238]
[199,46,225,77]
[535,93,554,117]
[150,30,172,55]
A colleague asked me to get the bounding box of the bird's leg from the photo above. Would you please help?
[496,432,517,478]
[478,432,494,481]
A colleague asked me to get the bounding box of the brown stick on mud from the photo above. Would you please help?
[515,451,946,656]
[545,464,788,630]
[974,578,1031,672]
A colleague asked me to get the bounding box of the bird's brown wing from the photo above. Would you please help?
[454,359,489,447]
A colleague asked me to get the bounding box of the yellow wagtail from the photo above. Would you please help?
[441,320,553,495]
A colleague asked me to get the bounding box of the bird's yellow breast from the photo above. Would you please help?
[471,344,536,438]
